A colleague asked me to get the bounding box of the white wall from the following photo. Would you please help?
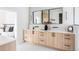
[63,7,74,25]
[0,7,29,44]
[74,26,79,50]
[16,7,29,44]
[74,8,79,25]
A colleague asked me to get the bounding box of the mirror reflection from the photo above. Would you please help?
[50,8,63,24]
[33,8,63,24]
[33,11,42,24]
[42,10,49,23]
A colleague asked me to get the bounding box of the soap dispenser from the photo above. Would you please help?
[44,22,48,30]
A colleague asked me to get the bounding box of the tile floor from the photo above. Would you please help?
[17,42,57,51]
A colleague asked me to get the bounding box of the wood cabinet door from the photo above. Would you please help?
[23,30,33,43]
[46,32,55,48]
[23,30,30,42]
[33,31,39,44]
[29,30,34,43]
[56,33,64,50]
[54,33,59,48]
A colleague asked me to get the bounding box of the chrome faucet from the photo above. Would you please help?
[33,26,39,30]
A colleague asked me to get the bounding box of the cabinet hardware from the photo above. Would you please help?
[64,44,70,47]
[64,38,70,40]
[64,34,70,36]
[40,40,44,41]
[52,33,55,37]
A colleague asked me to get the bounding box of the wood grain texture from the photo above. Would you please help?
[23,30,75,51]
[0,40,16,51]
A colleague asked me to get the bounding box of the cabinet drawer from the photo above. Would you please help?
[63,39,75,50]
[65,39,73,44]
[64,37,74,41]
[39,39,47,46]
[64,35,75,45]
[64,34,75,38]
[63,44,74,50]
[39,32,45,36]
[64,44,72,50]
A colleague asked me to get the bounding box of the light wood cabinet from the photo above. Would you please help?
[38,32,48,46]
[63,34,75,50]
[47,32,57,48]
[23,30,75,51]
[23,30,33,43]
[55,33,64,49]
[33,31,39,44]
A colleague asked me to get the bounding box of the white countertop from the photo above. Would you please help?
[0,36,16,46]
[36,30,74,34]
[24,29,74,34]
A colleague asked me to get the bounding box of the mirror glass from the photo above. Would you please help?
[50,8,63,24]
[33,11,42,24]
[42,10,49,23]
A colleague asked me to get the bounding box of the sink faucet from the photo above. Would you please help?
[33,26,39,30]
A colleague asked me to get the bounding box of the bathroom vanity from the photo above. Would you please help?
[23,30,75,51]
[23,7,75,51]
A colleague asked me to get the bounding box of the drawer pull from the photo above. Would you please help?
[64,34,70,36]
[64,38,70,40]
[64,45,70,47]
[52,33,55,37]
[40,40,44,41]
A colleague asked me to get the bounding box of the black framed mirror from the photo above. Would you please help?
[50,8,63,24]
[33,11,42,24]
[33,8,63,24]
